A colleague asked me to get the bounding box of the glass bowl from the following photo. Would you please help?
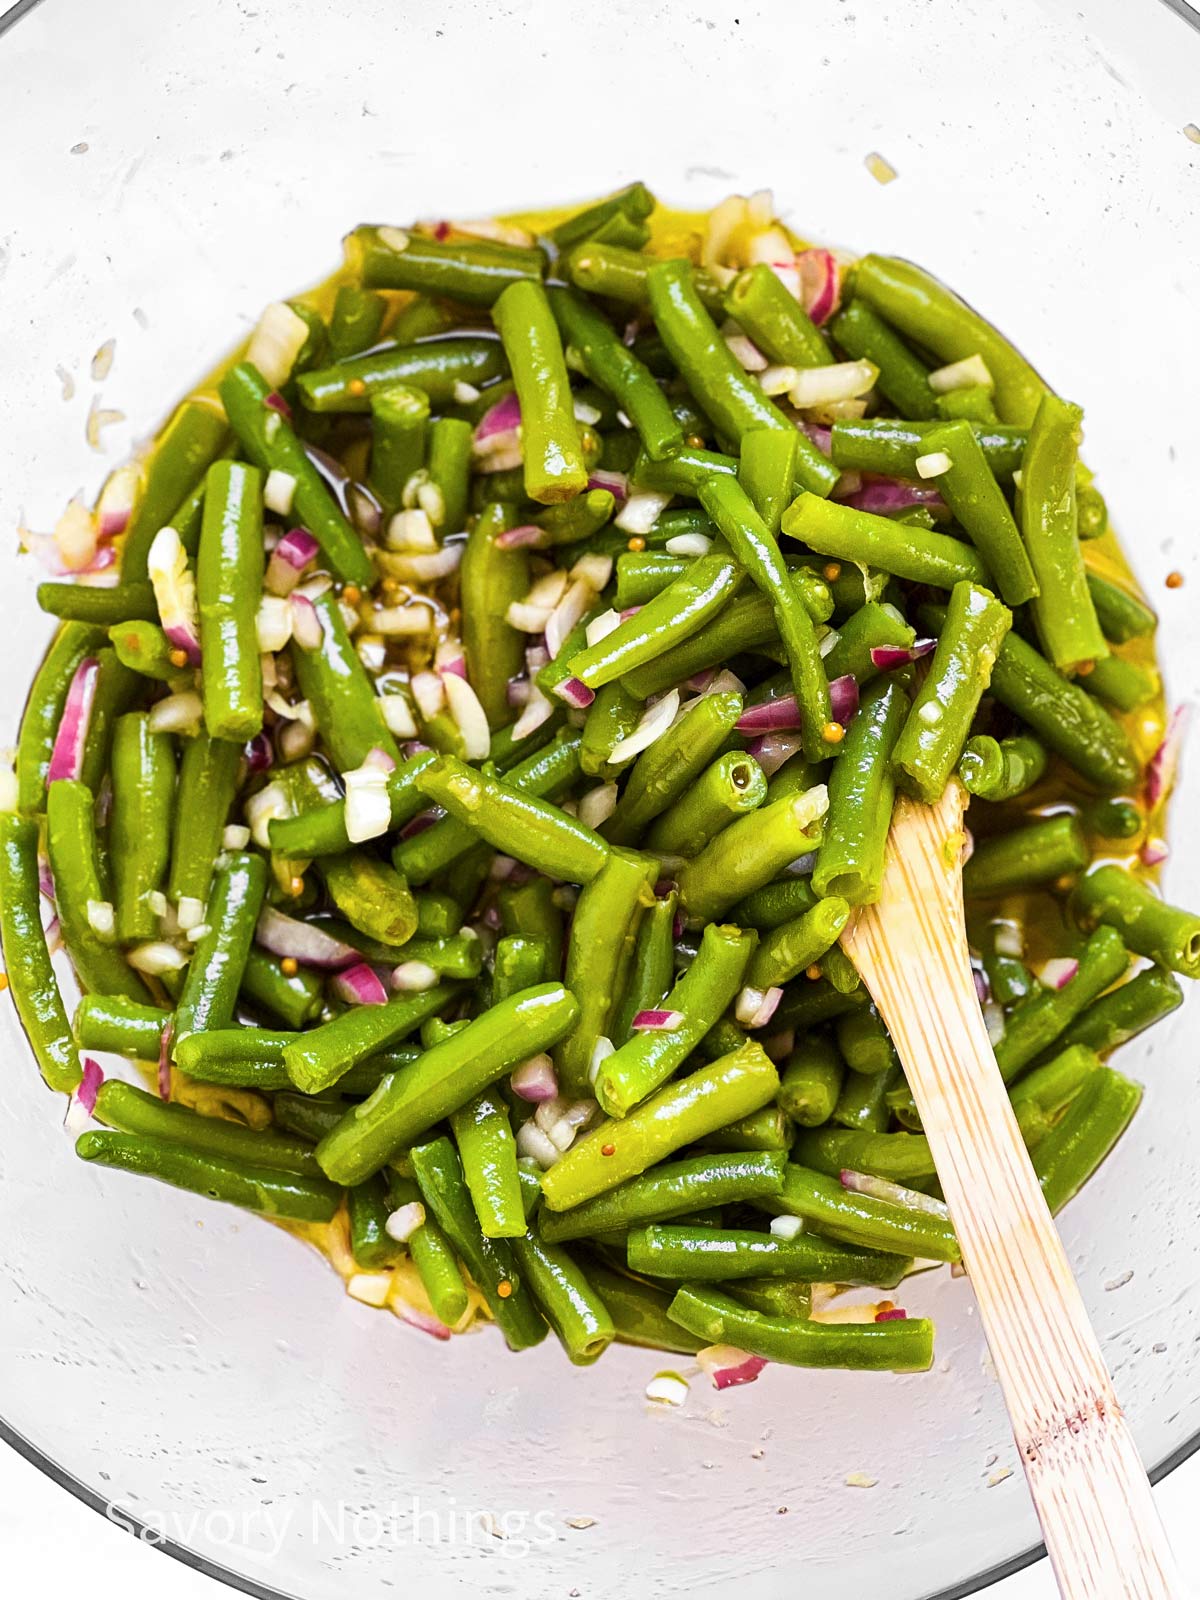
[2,0,1199,1595]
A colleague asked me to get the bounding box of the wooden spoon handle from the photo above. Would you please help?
[843,784,1183,1599]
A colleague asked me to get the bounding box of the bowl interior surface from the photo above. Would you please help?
[1,1,1199,1595]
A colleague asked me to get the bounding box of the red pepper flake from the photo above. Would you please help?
[434,221,452,241]
[601,1142,616,1157]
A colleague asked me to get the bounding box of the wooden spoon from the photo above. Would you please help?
[841,779,1183,1599]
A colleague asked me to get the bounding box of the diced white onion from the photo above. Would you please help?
[788,360,878,408]
[759,364,799,397]
[357,634,387,674]
[607,689,680,765]
[585,608,622,649]
[346,1272,393,1308]
[392,960,440,992]
[442,672,491,761]
[147,691,203,735]
[386,508,437,552]
[791,782,830,831]
[512,682,555,741]
[245,779,290,848]
[770,1214,804,1240]
[186,922,212,944]
[528,569,571,609]
[343,763,392,844]
[176,896,205,933]
[573,398,602,426]
[645,1372,690,1407]
[127,940,189,975]
[545,578,594,659]
[914,451,953,479]
[372,603,437,637]
[378,545,462,583]
[410,671,446,722]
[452,381,480,405]
[516,1119,561,1168]
[928,354,994,394]
[569,552,613,590]
[263,469,297,516]
[725,333,767,372]
[578,782,619,829]
[615,491,671,536]
[246,302,310,388]
[256,595,293,653]
[588,1036,615,1087]
[86,898,115,937]
[664,533,712,557]
[222,825,250,851]
[505,601,556,633]
[379,693,418,738]
[384,1202,426,1243]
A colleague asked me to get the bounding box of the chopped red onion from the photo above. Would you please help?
[289,592,324,649]
[496,523,544,551]
[745,730,805,777]
[265,527,320,596]
[973,965,990,1005]
[875,1308,908,1323]
[507,675,532,708]
[510,1054,559,1103]
[553,676,595,709]
[797,248,841,325]
[77,1056,103,1114]
[1145,703,1190,809]
[842,480,947,517]
[1140,838,1169,867]
[735,985,783,1029]
[736,695,803,734]
[264,389,293,420]
[362,746,397,774]
[525,641,550,675]
[696,1344,768,1390]
[1035,956,1079,992]
[631,1009,684,1032]
[474,391,522,444]
[688,669,717,693]
[829,674,859,724]
[870,638,936,670]
[840,1169,951,1219]
[392,1299,452,1341]
[587,469,629,503]
[256,906,358,969]
[244,732,274,773]
[47,657,99,783]
[800,422,833,456]
[332,963,389,1006]
[399,809,440,840]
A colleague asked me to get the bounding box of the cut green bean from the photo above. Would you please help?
[173,852,268,1042]
[627,1224,909,1286]
[1072,865,1200,979]
[814,677,908,904]
[919,418,1038,605]
[668,1285,934,1371]
[779,1033,845,1127]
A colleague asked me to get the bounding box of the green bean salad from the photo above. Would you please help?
[3,183,1193,1382]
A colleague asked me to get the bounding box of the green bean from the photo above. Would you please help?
[492,935,548,1002]
[566,549,743,692]
[774,977,869,1035]
[367,384,429,510]
[402,1198,471,1328]
[821,603,915,685]
[979,919,1033,1006]
[577,682,641,776]
[544,1040,778,1210]
[764,1163,960,1263]
[74,994,166,1059]
[327,284,388,360]
[667,1285,934,1371]
[450,1091,525,1237]
[993,925,1129,1080]
[726,263,833,370]
[1082,652,1159,714]
[316,983,578,1182]
[1033,1066,1142,1215]
[891,582,1011,803]
[919,419,1038,605]
[17,623,106,813]
[628,1224,909,1286]
[701,477,834,760]
[291,590,400,771]
[0,813,80,1091]
[499,877,565,977]
[958,733,1047,803]
[538,1151,786,1243]
[416,754,608,885]
[779,1033,845,1126]
[814,677,908,904]
[345,1173,402,1268]
[1057,967,1183,1056]
[95,1080,319,1175]
[37,581,158,626]
[491,280,587,504]
[459,502,529,727]
[829,418,1028,483]
[46,780,149,1002]
[618,592,780,700]
[219,362,374,586]
[681,787,827,920]
[592,923,755,1118]
[732,876,817,930]
[1072,865,1200,979]
[646,259,792,447]
[836,1003,900,1079]
[320,851,417,947]
[508,1166,614,1364]
[298,337,509,417]
[548,286,683,461]
[1008,1043,1101,1122]
[609,893,676,1045]
[922,604,1139,794]
[829,299,937,418]
[693,1105,795,1152]
[109,712,176,942]
[783,494,989,590]
[1021,392,1106,670]
[936,384,999,423]
[196,460,264,741]
[583,1259,704,1354]
[795,1126,936,1183]
[348,225,543,304]
[409,1137,547,1349]
[272,1093,351,1143]
[726,1278,813,1320]
[853,255,1047,426]
[565,241,724,315]
[963,814,1088,898]
[646,751,767,858]
[122,400,229,580]
[173,851,267,1041]
[420,415,471,537]
[1086,571,1156,645]
[167,733,242,919]
[107,621,192,689]
[281,985,454,1100]
[76,1129,341,1221]
[631,445,738,499]
[731,429,795,539]
[556,849,655,1095]
[550,183,656,251]
[240,946,323,1029]
[528,490,616,551]
[744,896,850,991]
